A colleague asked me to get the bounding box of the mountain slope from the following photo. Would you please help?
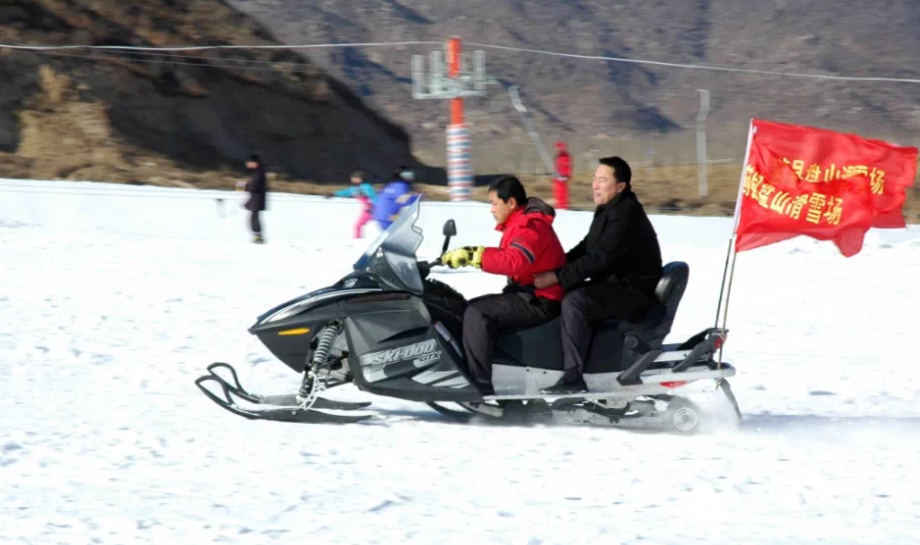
[0,0,439,186]
[226,0,920,174]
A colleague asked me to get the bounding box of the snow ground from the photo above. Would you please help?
[2,179,920,544]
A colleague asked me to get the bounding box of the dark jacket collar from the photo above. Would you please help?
[595,187,633,214]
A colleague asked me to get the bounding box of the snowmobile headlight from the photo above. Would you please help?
[278,328,310,336]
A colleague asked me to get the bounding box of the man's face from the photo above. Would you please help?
[593,164,626,206]
[489,191,516,225]
[350,177,361,185]
[246,161,257,170]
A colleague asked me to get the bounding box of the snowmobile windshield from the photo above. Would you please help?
[353,195,425,294]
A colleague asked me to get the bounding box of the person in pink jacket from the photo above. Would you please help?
[333,171,378,238]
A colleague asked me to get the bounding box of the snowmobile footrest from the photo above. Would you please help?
[194,375,371,424]
[617,350,662,386]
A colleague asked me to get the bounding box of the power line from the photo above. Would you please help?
[26,50,872,101]
[0,41,440,52]
[465,42,920,85]
[33,50,323,75]
[3,39,920,84]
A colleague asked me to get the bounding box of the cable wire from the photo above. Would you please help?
[465,42,920,85]
[4,39,920,84]
[0,41,440,52]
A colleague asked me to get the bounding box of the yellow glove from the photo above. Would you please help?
[442,246,485,269]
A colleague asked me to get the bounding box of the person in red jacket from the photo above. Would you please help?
[553,141,572,210]
[440,175,567,395]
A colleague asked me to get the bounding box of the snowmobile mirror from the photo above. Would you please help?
[441,220,457,254]
[443,219,457,237]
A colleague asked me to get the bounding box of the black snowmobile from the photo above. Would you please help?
[195,198,742,433]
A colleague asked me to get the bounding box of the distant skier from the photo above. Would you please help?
[553,141,571,210]
[373,166,420,231]
[332,171,377,238]
[239,154,268,244]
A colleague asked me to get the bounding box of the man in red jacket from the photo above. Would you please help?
[553,141,571,210]
[440,176,567,395]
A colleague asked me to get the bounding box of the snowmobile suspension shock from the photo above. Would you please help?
[312,322,342,369]
[296,322,342,408]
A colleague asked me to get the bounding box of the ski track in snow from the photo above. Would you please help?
[2,180,920,544]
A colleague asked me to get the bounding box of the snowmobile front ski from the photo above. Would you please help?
[203,362,372,411]
[194,371,371,424]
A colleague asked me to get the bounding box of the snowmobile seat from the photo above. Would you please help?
[617,260,690,342]
[582,261,689,371]
[493,262,689,373]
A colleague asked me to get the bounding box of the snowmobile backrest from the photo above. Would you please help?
[654,261,689,323]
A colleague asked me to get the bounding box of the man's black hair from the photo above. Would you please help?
[599,156,631,188]
[488,175,527,206]
[247,153,262,165]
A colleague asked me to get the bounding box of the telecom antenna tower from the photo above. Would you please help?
[412,37,494,201]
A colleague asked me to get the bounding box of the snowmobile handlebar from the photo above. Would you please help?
[418,220,455,279]
[417,258,443,279]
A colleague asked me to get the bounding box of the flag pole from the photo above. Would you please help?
[714,120,754,367]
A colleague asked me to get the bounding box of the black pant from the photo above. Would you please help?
[250,210,262,236]
[560,282,651,381]
[462,292,561,392]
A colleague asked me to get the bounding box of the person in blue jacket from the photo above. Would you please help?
[373,166,420,231]
[334,171,377,238]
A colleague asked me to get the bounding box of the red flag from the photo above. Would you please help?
[734,119,918,257]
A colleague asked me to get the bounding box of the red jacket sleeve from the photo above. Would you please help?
[481,227,542,276]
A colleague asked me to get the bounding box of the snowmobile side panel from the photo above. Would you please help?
[356,376,483,403]
[489,363,735,400]
[585,363,736,394]
[342,296,433,349]
[341,295,482,402]
[492,364,563,395]
[494,318,563,370]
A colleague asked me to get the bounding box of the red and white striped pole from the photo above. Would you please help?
[446,37,473,201]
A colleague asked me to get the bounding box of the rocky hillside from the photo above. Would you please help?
[226,0,920,175]
[0,0,440,187]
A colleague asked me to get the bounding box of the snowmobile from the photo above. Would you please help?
[195,197,742,433]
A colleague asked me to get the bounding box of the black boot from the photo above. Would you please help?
[473,380,495,396]
[540,376,588,395]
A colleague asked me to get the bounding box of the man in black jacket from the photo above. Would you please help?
[534,156,662,394]
[243,154,268,243]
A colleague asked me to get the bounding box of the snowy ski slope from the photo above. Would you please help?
[2,178,920,544]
